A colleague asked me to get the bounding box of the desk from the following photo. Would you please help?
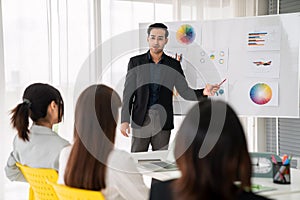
[270,192,300,200]
[131,150,181,181]
[131,150,300,199]
[251,170,300,197]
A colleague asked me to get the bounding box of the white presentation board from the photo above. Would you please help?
[140,13,300,117]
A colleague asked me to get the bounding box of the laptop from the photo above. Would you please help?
[137,151,178,172]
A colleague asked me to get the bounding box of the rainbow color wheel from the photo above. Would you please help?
[176,24,196,45]
[249,83,272,105]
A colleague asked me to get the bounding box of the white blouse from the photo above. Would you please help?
[58,146,149,200]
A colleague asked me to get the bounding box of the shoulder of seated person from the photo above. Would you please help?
[107,149,138,171]
[109,149,132,161]
[61,145,72,153]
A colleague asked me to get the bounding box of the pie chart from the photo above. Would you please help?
[250,83,272,105]
[176,24,196,45]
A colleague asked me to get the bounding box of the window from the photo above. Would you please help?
[269,0,300,14]
[1,1,95,199]
[2,0,49,88]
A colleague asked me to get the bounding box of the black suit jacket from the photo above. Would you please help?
[121,51,206,130]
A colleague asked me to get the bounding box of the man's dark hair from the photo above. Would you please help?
[147,23,169,38]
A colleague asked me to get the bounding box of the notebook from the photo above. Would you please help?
[235,182,277,194]
[251,184,277,193]
[137,151,178,172]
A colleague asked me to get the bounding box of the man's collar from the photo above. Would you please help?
[147,50,165,62]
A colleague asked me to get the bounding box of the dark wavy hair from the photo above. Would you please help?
[173,99,252,200]
[147,23,169,38]
[10,83,64,141]
[64,84,121,191]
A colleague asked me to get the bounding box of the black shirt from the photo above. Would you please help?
[147,51,164,109]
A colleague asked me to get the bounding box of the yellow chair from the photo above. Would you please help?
[48,181,105,200]
[16,163,58,200]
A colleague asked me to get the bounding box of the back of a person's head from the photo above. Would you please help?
[174,99,251,200]
[10,83,64,141]
[64,84,121,191]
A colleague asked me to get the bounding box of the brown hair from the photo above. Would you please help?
[64,84,121,190]
[173,99,252,200]
[10,83,64,141]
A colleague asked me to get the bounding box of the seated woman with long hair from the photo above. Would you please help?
[58,84,149,200]
[150,99,270,200]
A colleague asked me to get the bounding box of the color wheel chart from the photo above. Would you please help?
[249,83,272,105]
[176,24,196,45]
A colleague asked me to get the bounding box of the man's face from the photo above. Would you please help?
[147,28,168,54]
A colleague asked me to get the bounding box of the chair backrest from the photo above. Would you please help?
[16,163,58,200]
[48,181,105,200]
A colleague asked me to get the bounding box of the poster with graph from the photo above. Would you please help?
[247,26,281,51]
[201,13,300,117]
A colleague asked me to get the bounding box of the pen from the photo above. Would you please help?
[283,155,292,165]
[283,158,290,165]
[274,165,286,180]
[271,155,277,164]
[218,78,227,86]
[282,154,288,164]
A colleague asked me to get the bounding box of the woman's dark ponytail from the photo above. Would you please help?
[10,100,31,142]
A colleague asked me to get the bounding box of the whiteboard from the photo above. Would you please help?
[140,13,300,117]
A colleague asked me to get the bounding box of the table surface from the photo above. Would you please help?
[270,192,300,200]
[131,150,300,199]
[251,170,300,197]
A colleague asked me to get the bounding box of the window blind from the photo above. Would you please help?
[269,0,300,14]
[268,0,278,14]
[278,119,300,157]
[265,118,276,154]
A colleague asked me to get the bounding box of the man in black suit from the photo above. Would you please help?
[120,23,219,152]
